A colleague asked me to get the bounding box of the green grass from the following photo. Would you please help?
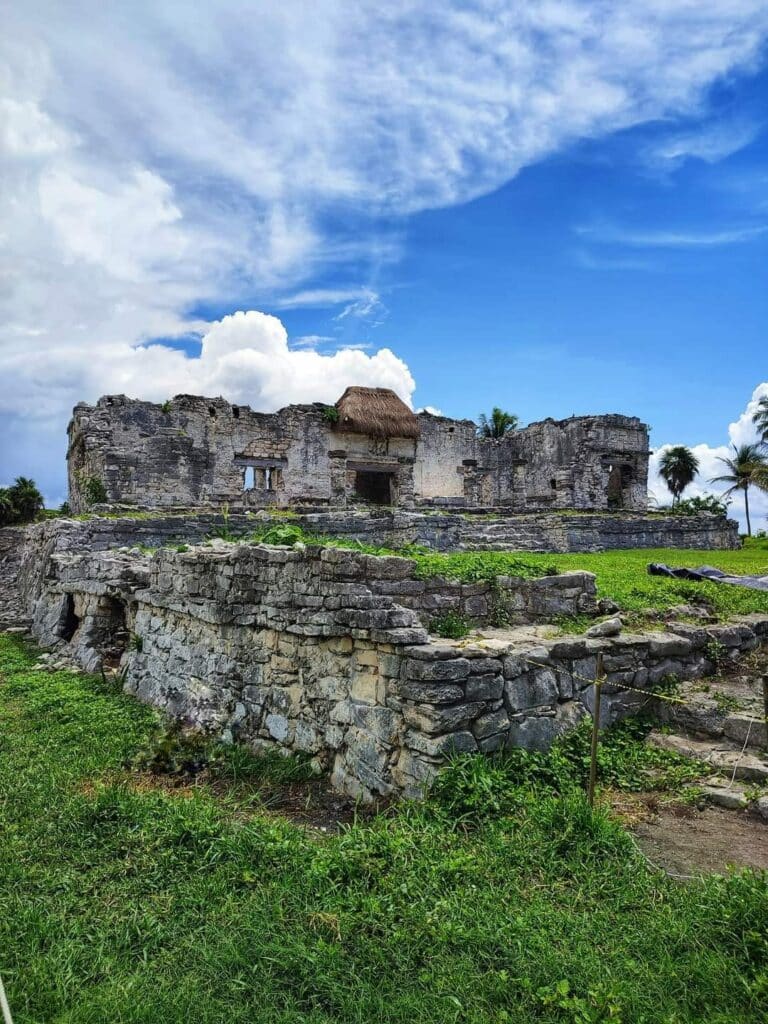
[241,527,768,621]
[2,634,768,1023]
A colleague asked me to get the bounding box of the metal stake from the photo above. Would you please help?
[587,653,605,808]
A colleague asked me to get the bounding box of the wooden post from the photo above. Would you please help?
[587,653,605,808]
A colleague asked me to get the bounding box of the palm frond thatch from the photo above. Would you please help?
[334,387,420,439]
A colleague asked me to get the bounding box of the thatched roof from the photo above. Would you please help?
[334,386,420,439]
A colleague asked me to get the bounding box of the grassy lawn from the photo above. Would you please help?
[2,634,767,1023]
[398,538,768,622]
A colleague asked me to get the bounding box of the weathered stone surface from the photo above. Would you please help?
[504,669,559,712]
[13,516,766,805]
[586,617,622,638]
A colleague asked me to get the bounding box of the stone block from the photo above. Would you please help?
[402,702,485,735]
[471,708,510,740]
[350,672,384,705]
[265,713,290,742]
[397,680,466,704]
[405,657,471,682]
[405,730,478,757]
[504,668,559,712]
[465,673,504,701]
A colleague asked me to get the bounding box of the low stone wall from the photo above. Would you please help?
[18,519,596,634]
[294,509,741,552]
[16,523,767,801]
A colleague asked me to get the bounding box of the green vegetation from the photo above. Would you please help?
[753,395,768,445]
[1,633,767,1023]
[710,443,768,537]
[0,476,44,526]
[429,609,471,639]
[476,407,519,438]
[80,474,108,506]
[212,522,768,622]
[663,493,729,517]
[322,404,340,424]
[658,445,700,504]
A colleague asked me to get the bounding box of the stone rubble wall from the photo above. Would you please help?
[17,518,596,633]
[68,393,650,513]
[288,508,741,552]
[15,523,767,801]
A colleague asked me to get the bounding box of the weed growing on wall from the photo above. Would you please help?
[429,609,471,639]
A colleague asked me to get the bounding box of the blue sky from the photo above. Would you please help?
[1,2,767,524]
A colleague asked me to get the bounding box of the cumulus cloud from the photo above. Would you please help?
[649,383,768,532]
[3,2,768,499]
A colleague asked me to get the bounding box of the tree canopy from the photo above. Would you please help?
[658,445,699,504]
[477,407,519,438]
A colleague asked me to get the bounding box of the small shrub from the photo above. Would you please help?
[429,609,470,639]
[704,637,728,668]
[259,523,305,546]
[666,494,730,517]
[322,405,340,424]
[82,475,108,506]
[161,399,172,414]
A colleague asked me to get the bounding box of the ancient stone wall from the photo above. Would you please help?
[292,508,741,552]
[67,394,649,513]
[17,522,765,800]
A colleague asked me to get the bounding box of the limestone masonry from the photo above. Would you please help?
[67,387,650,513]
[13,518,766,800]
[0,384,751,801]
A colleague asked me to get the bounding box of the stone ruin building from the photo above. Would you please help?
[3,383,759,804]
[67,386,650,513]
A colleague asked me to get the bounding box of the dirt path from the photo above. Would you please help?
[629,800,768,876]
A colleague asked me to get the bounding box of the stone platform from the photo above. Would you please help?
[10,517,766,801]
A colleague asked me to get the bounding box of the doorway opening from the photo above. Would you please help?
[354,471,394,505]
[98,596,130,668]
[58,593,80,642]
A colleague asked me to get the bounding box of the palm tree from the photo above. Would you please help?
[658,445,700,504]
[709,443,768,537]
[477,407,519,438]
[753,396,768,446]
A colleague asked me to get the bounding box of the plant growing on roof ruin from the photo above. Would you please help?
[322,405,340,424]
[80,474,108,507]
[477,407,519,438]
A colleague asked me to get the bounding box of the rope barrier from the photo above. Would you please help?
[505,652,768,804]
[514,653,768,726]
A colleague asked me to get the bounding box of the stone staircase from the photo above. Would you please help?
[457,516,566,552]
[647,670,768,813]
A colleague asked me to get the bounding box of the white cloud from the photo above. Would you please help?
[646,118,762,167]
[649,383,768,532]
[576,222,767,247]
[2,1,768,498]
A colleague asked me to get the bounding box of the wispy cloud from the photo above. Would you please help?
[275,289,374,310]
[334,289,385,322]
[645,118,763,168]
[573,248,659,271]
[576,222,768,248]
